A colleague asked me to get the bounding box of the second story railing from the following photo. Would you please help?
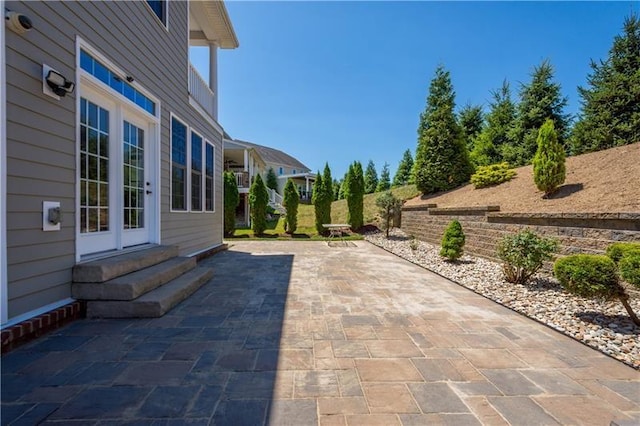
[188,63,216,119]
[233,171,250,188]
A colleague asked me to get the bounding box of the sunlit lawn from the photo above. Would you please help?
[227,184,419,240]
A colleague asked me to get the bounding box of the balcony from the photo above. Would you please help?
[189,63,216,120]
[233,171,250,188]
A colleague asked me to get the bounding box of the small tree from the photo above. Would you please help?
[393,149,414,187]
[364,160,379,194]
[375,191,402,238]
[345,161,364,230]
[533,119,566,197]
[440,220,465,261]
[496,229,558,284]
[322,163,333,224]
[223,171,240,237]
[555,254,639,326]
[312,172,328,234]
[249,174,269,235]
[265,167,279,192]
[283,179,299,234]
[376,162,391,192]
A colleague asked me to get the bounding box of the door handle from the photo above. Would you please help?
[146,190,152,195]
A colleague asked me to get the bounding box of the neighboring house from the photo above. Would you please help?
[223,138,315,226]
[1,1,238,330]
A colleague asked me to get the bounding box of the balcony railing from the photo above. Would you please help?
[188,63,216,119]
[233,171,250,188]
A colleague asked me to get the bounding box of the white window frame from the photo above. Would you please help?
[190,129,204,213]
[0,0,7,325]
[170,113,188,212]
[144,0,169,31]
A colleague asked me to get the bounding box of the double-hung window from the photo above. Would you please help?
[205,143,215,211]
[191,131,203,211]
[171,117,187,210]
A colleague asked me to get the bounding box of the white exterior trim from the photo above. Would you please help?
[0,298,75,330]
[1,0,8,324]
[186,242,223,258]
[188,96,224,134]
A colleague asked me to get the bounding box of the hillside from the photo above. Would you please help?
[405,143,640,212]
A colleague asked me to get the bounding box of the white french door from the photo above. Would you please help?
[78,88,156,257]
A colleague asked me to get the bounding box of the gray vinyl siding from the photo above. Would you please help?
[5,0,224,319]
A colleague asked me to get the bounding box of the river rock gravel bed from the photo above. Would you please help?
[364,229,640,369]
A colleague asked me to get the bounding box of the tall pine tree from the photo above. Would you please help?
[571,14,640,154]
[412,65,473,194]
[392,149,414,187]
[458,103,484,152]
[322,163,333,224]
[506,60,570,166]
[363,160,379,194]
[376,162,391,192]
[470,80,517,167]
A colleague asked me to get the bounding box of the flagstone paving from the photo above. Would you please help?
[2,241,639,425]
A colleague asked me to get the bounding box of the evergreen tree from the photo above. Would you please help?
[312,172,327,234]
[345,161,364,229]
[249,174,269,235]
[223,171,239,237]
[265,167,279,192]
[322,163,333,224]
[571,14,640,154]
[506,60,570,166]
[533,119,566,197]
[375,191,403,238]
[458,103,484,152]
[332,179,341,201]
[470,80,517,167]
[376,162,391,192]
[283,179,299,234]
[440,220,466,261]
[412,65,473,194]
[392,149,414,187]
[364,160,379,194]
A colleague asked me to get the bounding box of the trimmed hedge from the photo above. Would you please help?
[606,242,640,263]
[619,253,640,287]
[554,254,620,300]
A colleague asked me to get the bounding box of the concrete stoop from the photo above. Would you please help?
[72,245,213,318]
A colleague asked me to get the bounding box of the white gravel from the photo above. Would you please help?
[364,228,640,369]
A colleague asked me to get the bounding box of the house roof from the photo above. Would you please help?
[189,1,239,49]
[231,139,310,172]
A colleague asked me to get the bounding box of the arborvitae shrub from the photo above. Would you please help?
[345,161,364,230]
[470,162,516,189]
[606,242,640,263]
[283,179,299,234]
[554,254,639,325]
[223,171,239,237]
[312,172,328,235]
[249,174,269,235]
[266,167,279,191]
[440,220,465,261]
[496,229,558,284]
[619,253,640,287]
[532,119,566,197]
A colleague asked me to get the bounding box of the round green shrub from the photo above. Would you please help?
[619,253,640,287]
[554,254,620,300]
[470,162,516,189]
[496,229,558,284]
[606,242,640,263]
[440,220,465,261]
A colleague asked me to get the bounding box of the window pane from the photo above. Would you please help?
[146,0,165,23]
[206,144,214,211]
[171,118,187,210]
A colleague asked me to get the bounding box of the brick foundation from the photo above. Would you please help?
[1,301,86,354]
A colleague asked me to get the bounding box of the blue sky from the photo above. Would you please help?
[191,1,636,180]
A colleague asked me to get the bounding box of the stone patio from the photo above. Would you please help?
[2,241,639,425]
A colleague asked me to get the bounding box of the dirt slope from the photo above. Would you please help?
[405,143,640,212]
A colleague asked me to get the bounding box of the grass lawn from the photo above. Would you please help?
[227,184,420,239]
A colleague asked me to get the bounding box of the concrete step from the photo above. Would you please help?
[73,245,179,283]
[71,257,196,301]
[86,267,213,318]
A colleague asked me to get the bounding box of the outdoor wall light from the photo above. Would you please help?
[43,66,75,99]
[5,9,33,34]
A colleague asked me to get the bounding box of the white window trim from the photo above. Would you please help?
[190,129,204,213]
[170,113,188,213]
[205,140,216,213]
[144,0,170,31]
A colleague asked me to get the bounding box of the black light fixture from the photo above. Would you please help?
[45,69,75,97]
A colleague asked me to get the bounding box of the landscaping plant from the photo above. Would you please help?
[266,167,279,191]
[440,220,465,261]
[606,242,640,263]
[283,179,299,234]
[345,161,365,229]
[249,174,269,235]
[532,119,566,197]
[496,229,558,284]
[470,162,516,189]
[375,191,402,238]
[223,171,239,237]
[322,163,333,224]
[312,173,329,235]
[554,254,640,326]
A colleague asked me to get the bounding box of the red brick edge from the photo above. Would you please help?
[1,301,86,354]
